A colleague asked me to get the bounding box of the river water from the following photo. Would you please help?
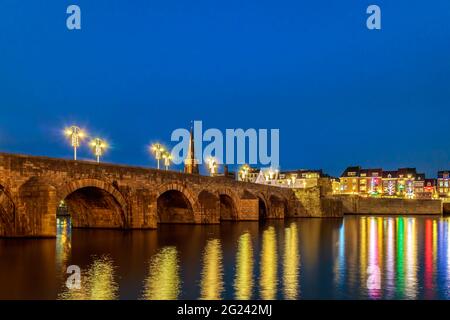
[0,216,449,300]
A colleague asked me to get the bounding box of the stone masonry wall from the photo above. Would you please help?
[289,186,343,218]
[338,195,442,215]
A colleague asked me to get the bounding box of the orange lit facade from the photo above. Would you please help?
[438,171,450,198]
[339,166,436,199]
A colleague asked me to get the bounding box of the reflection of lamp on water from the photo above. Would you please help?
[260,227,278,300]
[200,239,224,300]
[58,255,118,300]
[56,216,72,277]
[142,247,180,300]
[234,232,254,300]
[283,223,299,300]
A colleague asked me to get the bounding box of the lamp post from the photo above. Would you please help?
[239,164,250,181]
[162,151,172,171]
[290,174,297,188]
[65,126,85,160]
[240,164,249,181]
[207,157,218,176]
[151,143,165,169]
[90,138,107,163]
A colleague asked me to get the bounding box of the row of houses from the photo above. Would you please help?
[338,166,450,199]
[237,165,450,199]
[237,166,330,191]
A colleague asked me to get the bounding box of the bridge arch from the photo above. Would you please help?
[58,179,128,228]
[268,193,288,219]
[156,183,198,224]
[244,190,269,220]
[217,188,239,221]
[198,190,219,223]
[0,182,15,237]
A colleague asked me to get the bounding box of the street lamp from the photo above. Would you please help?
[268,169,276,181]
[290,174,297,187]
[162,151,172,171]
[239,164,249,181]
[151,143,165,169]
[64,126,85,160]
[206,157,218,176]
[90,138,107,163]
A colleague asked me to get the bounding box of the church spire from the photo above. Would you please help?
[184,123,199,174]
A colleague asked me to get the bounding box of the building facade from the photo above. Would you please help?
[238,167,329,190]
[339,166,434,199]
[438,171,450,198]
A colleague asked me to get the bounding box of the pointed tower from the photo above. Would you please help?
[184,126,199,174]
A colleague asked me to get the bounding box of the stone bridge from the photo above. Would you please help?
[0,153,301,237]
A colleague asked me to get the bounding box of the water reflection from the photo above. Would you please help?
[334,220,345,291]
[59,255,118,300]
[234,232,254,300]
[447,219,450,295]
[259,226,278,300]
[200,239,224,300]
[5,215,450,299]
[359,217,367,292]
[368,218,381,299]
[385,217,395,298]
[283,223,299,300]
[56,217,71,274]
[142,247,181,300]
[405,219,417,299]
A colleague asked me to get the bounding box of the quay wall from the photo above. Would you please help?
[290,187,343,218]
[443,202,450,215]
[336,195,442,215]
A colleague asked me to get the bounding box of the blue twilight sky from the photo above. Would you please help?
[0,0,450,177]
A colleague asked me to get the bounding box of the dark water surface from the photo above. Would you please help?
[1,216,450,300]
